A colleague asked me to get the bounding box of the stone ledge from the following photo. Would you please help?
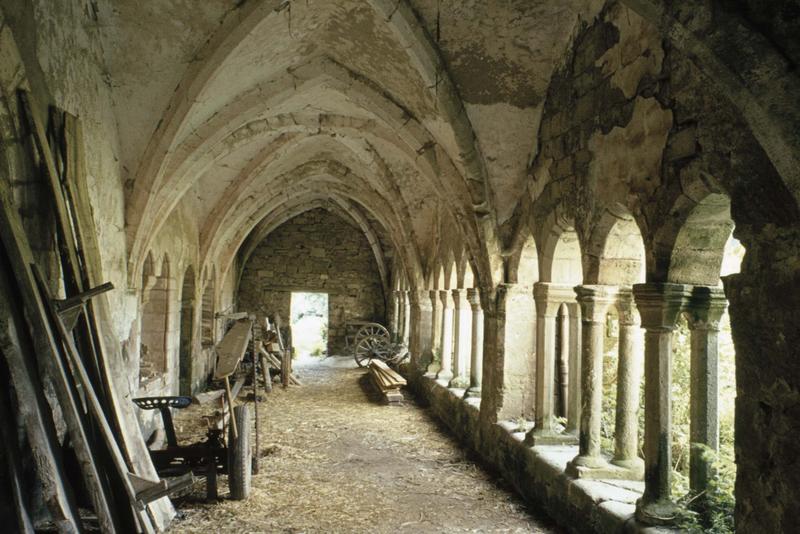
[411,374,682,534]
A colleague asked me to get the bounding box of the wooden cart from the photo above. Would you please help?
[133,319,257,501]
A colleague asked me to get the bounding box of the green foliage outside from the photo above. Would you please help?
[600,312,736,533]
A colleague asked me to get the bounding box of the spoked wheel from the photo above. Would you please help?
[354,334,388,367]
[354,323,390,347]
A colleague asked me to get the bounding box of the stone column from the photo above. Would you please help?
[450,289,471,388]
[436,290,454,383]
[566,302,582,434]
[403,290,412,345]
[411,290,433,371]
[634,283,691,526]
[391,289,401,339]
[527,283,577,445]
[611,289,644,477]
[567,285,617,477]
[465,288,484,399]
[686,286,727,497]
[426,290,442,375]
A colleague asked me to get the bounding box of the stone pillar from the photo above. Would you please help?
[449,289,471,388]
[527,283,577,445]
[391,290,401,339]
[686,286,727,497]
[402,290,412,345]
[487,283,536,421]
[411,290,433,371]
[436,290,454,383]
[633,283,691,526]
[566,285,617,476]
[566,302,582,434]
[465,288,484,399]
[426,290,442,375]
[611,289,644,477]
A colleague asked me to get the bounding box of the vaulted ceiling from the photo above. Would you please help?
[97,0,602,288]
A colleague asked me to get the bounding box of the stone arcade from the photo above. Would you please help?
[0,0,798,532]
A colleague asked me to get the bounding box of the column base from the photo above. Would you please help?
[635,497,681,526]
[436,370,453,385]
[464,386,481,399]
[524,429,578,447]
[566,456,644,480]
[425,361,441,377]
[611,457,645,478]
[448,375,470,389]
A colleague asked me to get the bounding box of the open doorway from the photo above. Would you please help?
[290,292,329,358]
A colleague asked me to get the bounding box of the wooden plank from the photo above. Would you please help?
[253,340,261,474]
[0,156,118,531]
[0,359,37,534]
[224,377,238,439]
[0,257,82,532]
[33,268,155,532]
[281,348,290,388]
[214,319,252,380]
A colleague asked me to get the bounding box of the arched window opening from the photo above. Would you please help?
[178,266,196,395]
[554,303,570,421]
[140,255,170,387]
[600,305,620,453]
[596,212,646,467]
[663,193,742,529]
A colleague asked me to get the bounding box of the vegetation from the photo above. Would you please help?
[599,304,736,533]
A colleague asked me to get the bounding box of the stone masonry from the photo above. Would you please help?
[238,208,386,354]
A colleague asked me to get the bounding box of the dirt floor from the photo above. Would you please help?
[168,356,564,533]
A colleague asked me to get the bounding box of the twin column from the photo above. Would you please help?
[632,283,726,525]
[566,285,643,479]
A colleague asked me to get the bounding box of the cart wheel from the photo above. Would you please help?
[354,334,384,367]
[228,404,252,500]
[354,323,390,346]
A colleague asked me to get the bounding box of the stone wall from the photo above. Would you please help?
[238,208,386,354]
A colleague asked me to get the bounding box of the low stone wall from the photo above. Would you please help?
[411,373,678,534]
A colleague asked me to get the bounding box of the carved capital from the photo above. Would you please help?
[575,284,619,322]
[533,282,576,316]
[685,285,727,331]
[632,283,692,331]
[466,287,483,310]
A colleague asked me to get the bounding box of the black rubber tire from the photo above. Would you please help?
[228,404,252,500]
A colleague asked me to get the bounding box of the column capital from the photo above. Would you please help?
[685,285,727,331]
[439,289,453,307]
[429,289,439,302]
[416,290,432,311]
[633,283,692,331]
[451,288,469,309]
[496,282,532,297]
[466,287,483,310]
[575,284,620,323]
[533,282,576,316]
[614,287,640,325]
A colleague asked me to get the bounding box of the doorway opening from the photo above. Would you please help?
[290,292,329,358]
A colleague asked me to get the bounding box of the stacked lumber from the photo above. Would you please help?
[260,347,302,386]
[368,360,406,404]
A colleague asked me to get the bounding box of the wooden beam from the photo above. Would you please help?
[0,271,81,533]
[0,155,116,532]
[214,319,252,380]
